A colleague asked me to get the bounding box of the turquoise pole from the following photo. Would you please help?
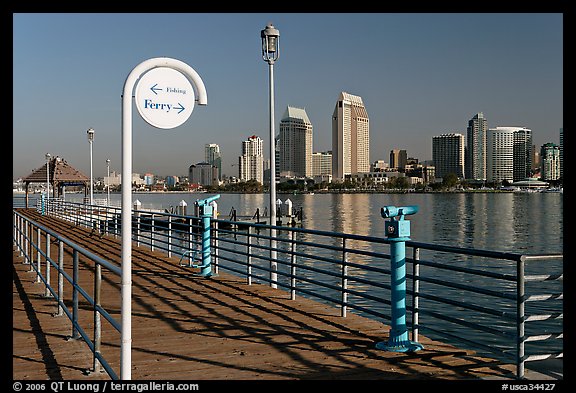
[200,215,212,277]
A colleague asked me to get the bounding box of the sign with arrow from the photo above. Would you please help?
[135,67,195,129]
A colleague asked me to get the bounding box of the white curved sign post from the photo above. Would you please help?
[121,57,207,380]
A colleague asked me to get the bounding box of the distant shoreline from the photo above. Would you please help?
[14,188,560,196]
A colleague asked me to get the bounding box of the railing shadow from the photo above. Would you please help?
[15,209,519,380]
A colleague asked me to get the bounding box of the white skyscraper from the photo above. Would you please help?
[332,92,370,181]
[279,106,313,177]
[239,135,264,184]
[205,143,222,180]
[487,127,516,183]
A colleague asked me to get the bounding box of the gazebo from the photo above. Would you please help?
[21,156,89,208]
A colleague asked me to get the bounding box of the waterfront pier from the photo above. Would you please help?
[13,207,562,380]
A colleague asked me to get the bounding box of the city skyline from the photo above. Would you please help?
[13,13,563,180]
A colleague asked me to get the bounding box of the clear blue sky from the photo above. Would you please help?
[13,13,563,180]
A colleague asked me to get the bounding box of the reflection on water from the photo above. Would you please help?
[67,191,563,255]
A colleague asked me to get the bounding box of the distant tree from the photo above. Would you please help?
[442,173,459,189]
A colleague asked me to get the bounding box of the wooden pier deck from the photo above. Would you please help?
[13,209,523,380]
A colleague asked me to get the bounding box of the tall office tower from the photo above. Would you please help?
[541,143,561,181]
[432,133,465,179]
[559,128,563,179]
[512,127,533,182]
[486,127,515,183]
[205,143,222,180]
[279,106,313,177]
[312,151,333,176]
[239,135,264,183]
[466,112,488,181]
[389,149,407,171]
[332,92,370,181]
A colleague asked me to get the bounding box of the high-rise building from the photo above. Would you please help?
[332,92,370,181]
[513,128,533,182]
[239,135,264,183]
[432,133,465,179]
[541,143,560,181]
[389,149,407,171]
[486,127,515,183]
[312,151,332,176]
[279,106,313,177]
[189,163,218,187]
[205,143,222,180]
[559,128,563,179]
[466,112,488,181]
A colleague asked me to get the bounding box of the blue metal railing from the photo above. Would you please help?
[13,209,121,380]
[15,198,563,380]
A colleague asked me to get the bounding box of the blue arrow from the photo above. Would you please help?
[173,103,185,114]
[150,84,162,95]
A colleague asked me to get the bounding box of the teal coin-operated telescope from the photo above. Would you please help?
[193,194,220,277]
[382,205,418,239]
[376,205,423,353]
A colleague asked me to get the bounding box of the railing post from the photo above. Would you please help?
[56,240,64,317]
[93,263,102,373]
[115,213,119,238]
[13,211,17,247]
[290,230,296,300]
[36,227,42,283]
[213,220,219,276]
[71,249,80,340]
[27,221,32,270]
[341,237,348,317]
[247,226,252,285]
[151,214,155,252]
[188,217,193,267]
[136,215,141,247]
[517,256,526,380]
[412,247,420,343]
[44,233,52,297]
[103,206,108,236]
[22,216,26,259]
[15,214,20,253]
[168,216,172,258]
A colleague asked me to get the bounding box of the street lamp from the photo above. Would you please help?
[87,128,95,205]
[106,159,111,206]
[45,153,51,198]
[261,22,280,289]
